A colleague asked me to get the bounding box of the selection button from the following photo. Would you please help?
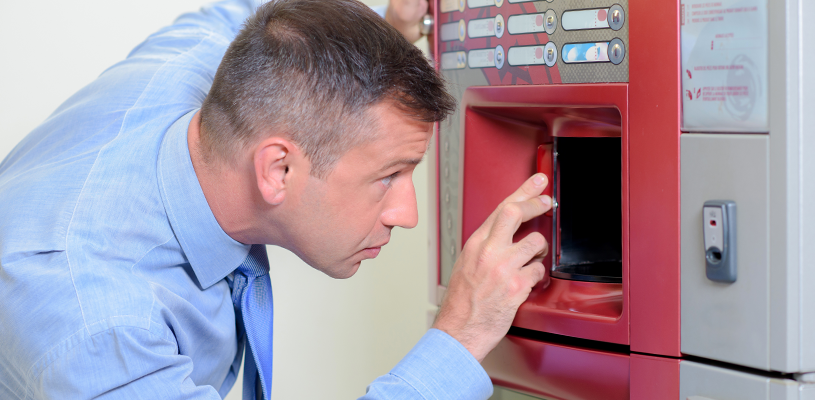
[507,46,546,67]
[468,0,498,9]
[608,38,625,64]
[440,20,466,42]
[608,4,625,31]
[562,8,610,30]
[507,10,555,35]
[441,51,467,70]
[468,45,504,69]
[440,0,465,13]
[562,42,609,63]
[507,43,556,67]
[468,15,505,39]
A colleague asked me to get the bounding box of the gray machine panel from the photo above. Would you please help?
[680,361,812,400]
[681,134,770,370]
[682,0,815,374]
[802,0,815,374]
[766,0,815,374]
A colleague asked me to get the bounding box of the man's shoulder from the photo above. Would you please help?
[0,115,179,269]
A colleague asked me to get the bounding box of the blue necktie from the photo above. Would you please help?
[232,245,274,400]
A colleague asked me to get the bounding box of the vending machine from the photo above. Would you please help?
[429,0,815,398]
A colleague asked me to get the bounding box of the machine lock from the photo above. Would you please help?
[702,200,737,283]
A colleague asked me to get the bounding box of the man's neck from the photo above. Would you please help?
[187,111,262,245]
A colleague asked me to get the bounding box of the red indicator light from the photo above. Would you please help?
[710,220,717,227]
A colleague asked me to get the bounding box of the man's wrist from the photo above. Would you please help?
[385,329,493,399]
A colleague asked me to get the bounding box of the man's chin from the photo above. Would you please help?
[314,261,361,279]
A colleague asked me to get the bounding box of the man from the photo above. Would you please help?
[0,0,552,399]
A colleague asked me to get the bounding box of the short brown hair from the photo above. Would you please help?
[200,0,455,177]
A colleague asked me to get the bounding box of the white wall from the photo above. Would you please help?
[0,1,436,399]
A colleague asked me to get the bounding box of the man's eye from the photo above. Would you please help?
[381,172,398,187]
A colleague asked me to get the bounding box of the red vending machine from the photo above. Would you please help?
[430,0,815,398]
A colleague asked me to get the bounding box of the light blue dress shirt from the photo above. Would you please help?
[0,0,492,399]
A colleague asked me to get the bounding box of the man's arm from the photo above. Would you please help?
[33,324,226,400]
[361,329,493,399]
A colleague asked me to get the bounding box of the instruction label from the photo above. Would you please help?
[680,0,768,132]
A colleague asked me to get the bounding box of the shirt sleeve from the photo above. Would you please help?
[360,329,494,400]
[134,0,259,49]
[31,325,222,400]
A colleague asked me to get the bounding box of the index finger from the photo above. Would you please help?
[504,173,549,204]
[480,174,549,229]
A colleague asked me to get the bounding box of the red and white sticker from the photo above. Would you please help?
[507,13,546,34]
[508,45,547,66]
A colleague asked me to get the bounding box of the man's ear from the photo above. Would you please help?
[254,137,300,206]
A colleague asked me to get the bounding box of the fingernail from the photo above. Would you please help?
[533,174,545,186]
[539,195,551,206]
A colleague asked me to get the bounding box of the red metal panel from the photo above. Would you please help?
[628,0,683,356]
[483,335,630,400]
[459,84,630,344]
[515,279,625,343]
[630,354,680,400]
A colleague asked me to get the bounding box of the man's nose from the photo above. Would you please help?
[381,179,419,229]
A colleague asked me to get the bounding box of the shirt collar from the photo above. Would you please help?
[157,109,250,289]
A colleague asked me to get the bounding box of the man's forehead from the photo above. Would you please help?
[354,119,432,171]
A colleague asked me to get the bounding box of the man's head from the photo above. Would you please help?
[200,0,453,177]
[196,0,455,278]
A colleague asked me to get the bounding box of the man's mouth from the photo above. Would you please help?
[362,239,389,259]
[362,247,382,258]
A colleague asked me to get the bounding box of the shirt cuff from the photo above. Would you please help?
[389,328,493,400]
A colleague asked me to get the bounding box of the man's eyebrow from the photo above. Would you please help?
[379,157,425,173]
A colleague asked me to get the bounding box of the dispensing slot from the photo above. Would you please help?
[552,137,622,283]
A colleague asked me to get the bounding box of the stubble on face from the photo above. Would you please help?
[281,103,433,279]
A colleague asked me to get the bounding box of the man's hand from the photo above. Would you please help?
[433,174,552,362]
[385,0,429,43]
